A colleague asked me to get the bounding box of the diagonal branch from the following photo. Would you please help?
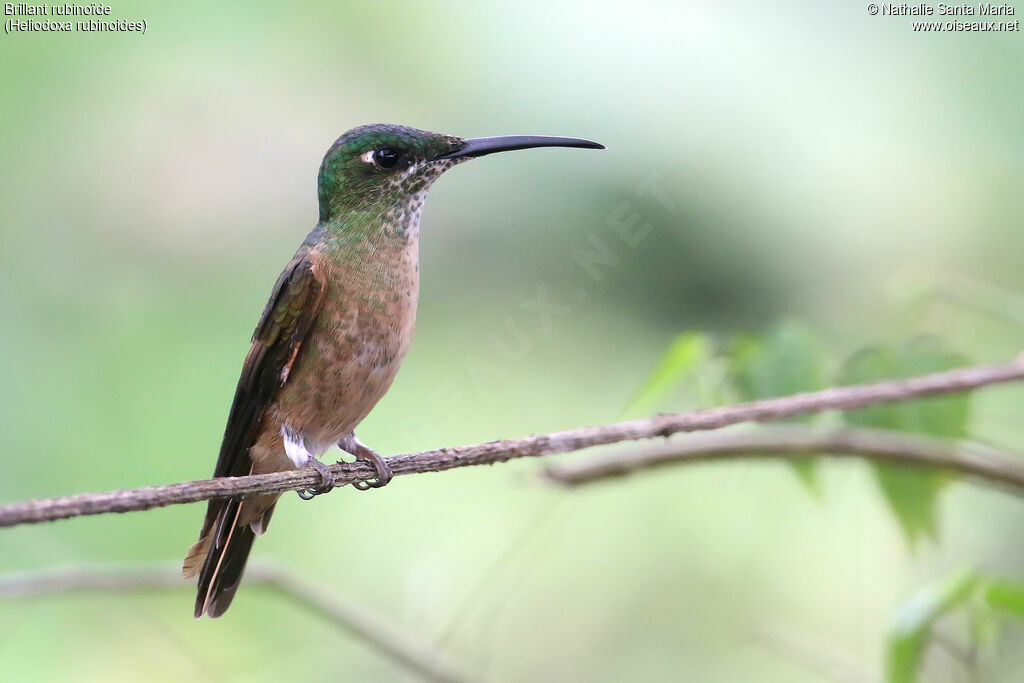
[541,424,1024,493]
[2,357,1023,528]
[0,562,472,683]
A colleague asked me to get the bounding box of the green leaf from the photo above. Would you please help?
[729,323,825,404]
[898,337,970,440]
[728,322,826,490]
[838,347,902,430]
[838,338,971,544]
[625,332,710,416]
[873,467,946,543]
[886,568,981,683]
[983,579,1024,619]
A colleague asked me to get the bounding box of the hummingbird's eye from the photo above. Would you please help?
[372,147,400,170]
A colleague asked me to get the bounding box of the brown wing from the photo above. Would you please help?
[187,249,326,617]
[210,252,326,487]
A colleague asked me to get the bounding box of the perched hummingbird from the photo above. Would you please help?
[183,124,603,617]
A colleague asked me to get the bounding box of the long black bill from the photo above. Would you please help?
[434,135,604,161]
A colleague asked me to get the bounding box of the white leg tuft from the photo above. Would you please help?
[281,426,312,468]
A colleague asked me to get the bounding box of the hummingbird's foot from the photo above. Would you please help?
[352,449,393,490]
[297,457,335,500]
[338,434,393,490]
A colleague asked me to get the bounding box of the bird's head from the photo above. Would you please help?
[316,123,603,224]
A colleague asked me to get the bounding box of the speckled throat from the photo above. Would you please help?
[324,157,457,245]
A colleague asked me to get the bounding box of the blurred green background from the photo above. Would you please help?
[2,1,1024,681]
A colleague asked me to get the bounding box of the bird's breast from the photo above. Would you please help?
[273,241,420,451]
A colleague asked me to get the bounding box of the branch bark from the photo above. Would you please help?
[0,562,472,683]
[541,424,1024,493]
[2,357,1023,528]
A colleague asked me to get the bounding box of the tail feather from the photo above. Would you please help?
[249,503,276,536]
[190,499,265,618]
[182,531,213,579]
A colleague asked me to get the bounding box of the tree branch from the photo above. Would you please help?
[2,357,1023,528]
[0,562,472,683]
[541,424,1024,493]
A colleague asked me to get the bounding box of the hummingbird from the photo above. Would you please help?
[183,123,603,618]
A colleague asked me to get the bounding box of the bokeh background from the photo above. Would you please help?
[2,1,1023,681]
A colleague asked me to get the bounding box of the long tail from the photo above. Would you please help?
[183,499,275,618]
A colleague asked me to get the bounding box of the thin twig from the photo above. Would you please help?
[0,562,472,683]
[542,425,1024,493]
[2,357,1023,528]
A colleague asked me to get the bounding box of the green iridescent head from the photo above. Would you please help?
[316,123,603,224]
